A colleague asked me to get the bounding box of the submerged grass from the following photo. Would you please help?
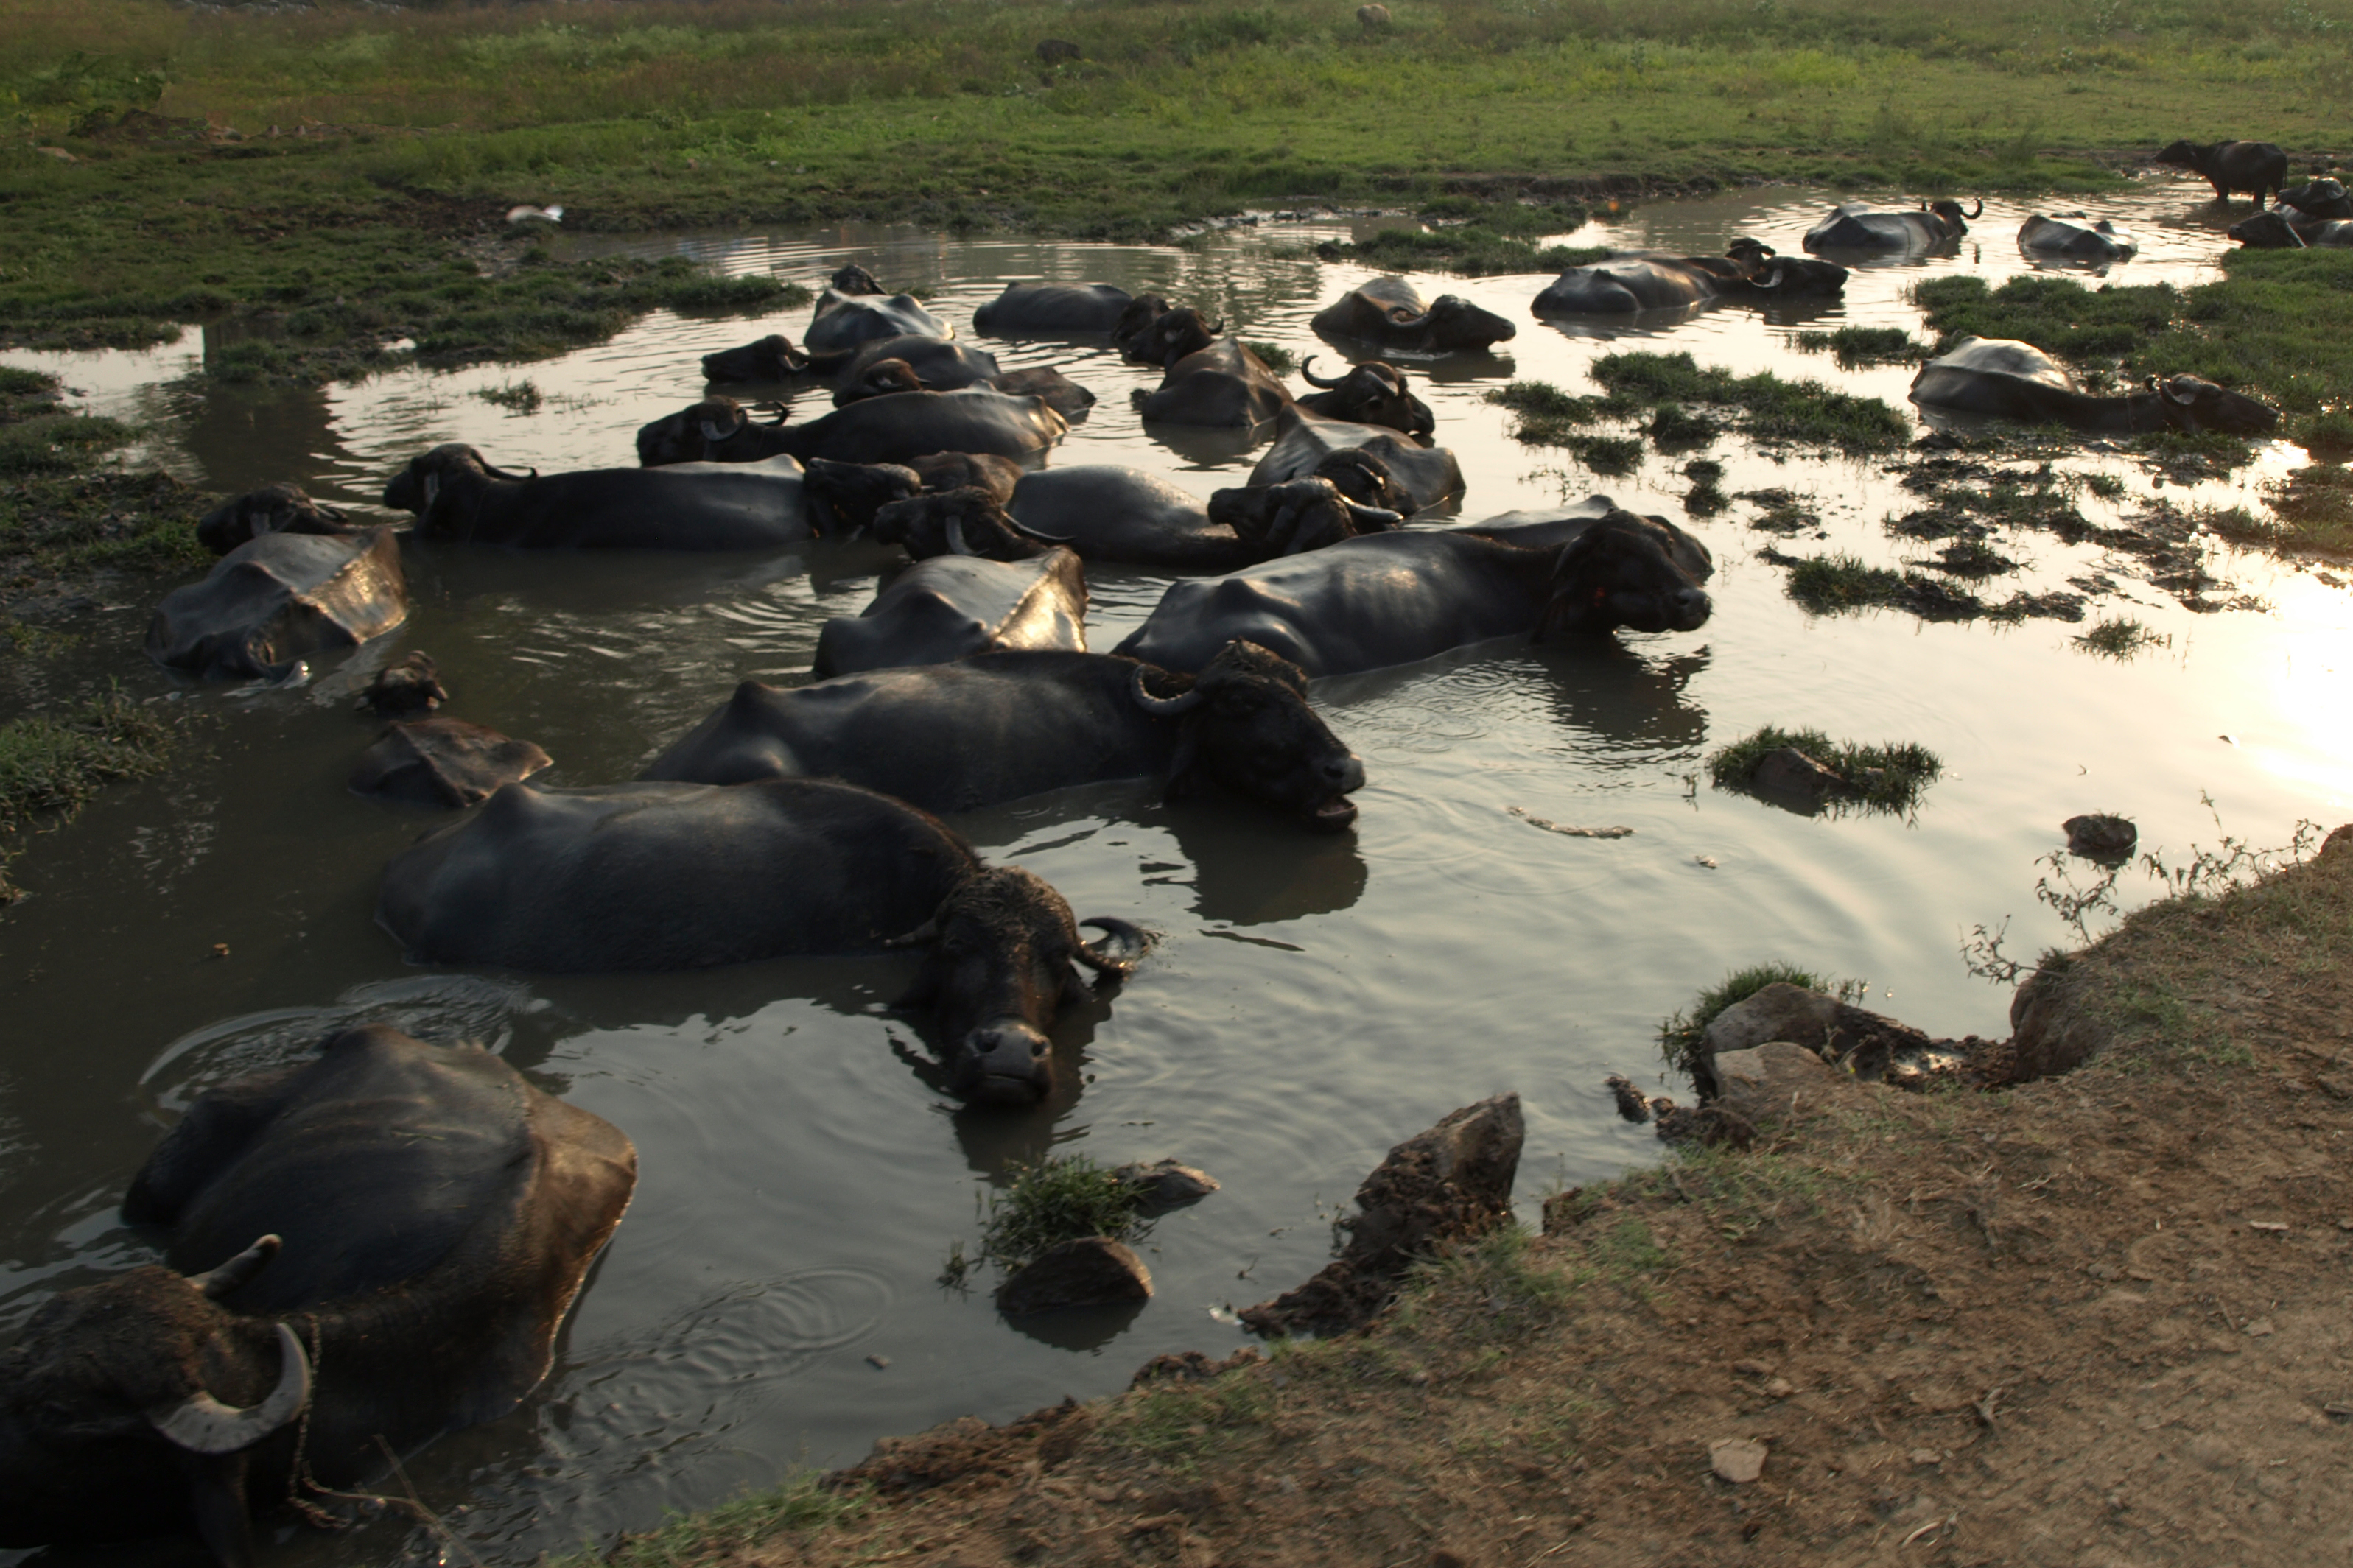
[1319,228,1606,278]
[2259,464,2353,554]
[0,692,182,900]
[2075,615,2170,657]
[1590,353,1910,451]
[1792,325,1928,368]
[978,1156,1149,1271]
[1707,723,1943,812]
[0,370,211,586]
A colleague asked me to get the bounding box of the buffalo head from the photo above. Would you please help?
[1297,356,1434,437]
[803,457,923,538]
[1420,292,1516,349]
[830,263,885,296]
[912,450,1023,502]
[889,866,1143,1104]
[2228,209,2307,248]
[359,650,448,717]
[872,487,1051,561]
[2152,374,2278,436]
[1926,198,1983,233]
[634,395,768,467]
[197,484,360,555]
[2153,139,2206,169]
[1753,256,1851,295]
[1313,447,1417,515]
[0,1240,312,1562]
[1724,236,1777,274]
[382,444,536,535]
[2281,177,2353,219]
[1129,639,1365,831]
[1535,513,1714,639]
[1109,292,1172,352]
[1129,306,1221,368]
[701,333,805,384]
[1208,477,1401,559]
[835,357,925,404]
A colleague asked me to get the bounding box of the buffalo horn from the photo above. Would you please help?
[1298,354,1344,390]
[480,460,539,481]
[187,1234,281,1301]
[1968,198,1985,219]
[147,1322,311,1456]
[315,502,349,523]
[1344,502,1404,532]
[2163,378,2198,405]
[1127,665,1205,717]
[881,916,941,948]
[1075,916,1149,971]
[946,515,975,555]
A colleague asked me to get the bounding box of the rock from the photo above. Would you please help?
[2002,962,2111,1083]
[1654,1102,1755,1150]
[1605,1074,1651,1122]
[1241,1094,1523,1337]
[1710,1437,1768,1484]
[349,719,552,809]
[1712,1041,1841,1126]
[996,1238,1152,1315]
[360,650,449,717]
[146,528,407,681]
[1697,982,1937,1098]
[1749,747,1854,809]
[1112,1159,1221,1214]
[2063,812,2137,859]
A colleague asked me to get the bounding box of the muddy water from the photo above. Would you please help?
[4,182,2350,1564]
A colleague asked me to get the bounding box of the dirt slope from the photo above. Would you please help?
[612,825,2353,1568]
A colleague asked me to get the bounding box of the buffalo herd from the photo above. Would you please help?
[28,140,2313,1564]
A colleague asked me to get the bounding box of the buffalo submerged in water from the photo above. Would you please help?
[1910,337,2278,435]
[635,387,1067,468]
[383,445,812,550]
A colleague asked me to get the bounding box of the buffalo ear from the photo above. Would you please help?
[179,1451,256,1568]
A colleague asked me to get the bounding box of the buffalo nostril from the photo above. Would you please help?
[1322,756,1367,791]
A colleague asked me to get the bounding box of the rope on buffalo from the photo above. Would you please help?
[279,1315,488,1568]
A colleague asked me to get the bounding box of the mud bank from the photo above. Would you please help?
[597,824,2353,1568]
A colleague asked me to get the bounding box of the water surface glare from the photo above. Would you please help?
[2,181,2349,1564]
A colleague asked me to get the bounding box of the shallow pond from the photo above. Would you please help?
[3,181,2349,1565]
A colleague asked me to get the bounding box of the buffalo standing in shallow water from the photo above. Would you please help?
[1910,337,2278,436]
[0,1024,635,1567]
[385,444,811,549]
[635,389,1065,468]
[1112,507,1714,679]
[2155,139,2287,207]
[1311,276,1515,354]
[645,641,1365,832]
[379,778,1140,1102]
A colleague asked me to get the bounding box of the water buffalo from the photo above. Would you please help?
[1109,292,1174,356]
[2155,140,2287,206]
[702,333,807,383]
[1802,200,1979,253]
[1002,465,1251,570]
[1123,305,1224,369]
[833,335,1003,401]
[386,444,810,549]
[147,528,407,681]
[1246,406,1463,512]
[1312,446,1420,513]
[644,641,1365,831]
[813,547,1087,676]
[1358,3,1390,30]
[1532,247,1847,313]
[359,650,446,717]
[2281,177,2353,219]
[2228,209,2353,248]
[804,451,1023,538]
[1207,478,1402,558]
[634,387,1066,468]
[197,485,363,555]
[1112,512,1713,679]
[1036,38,1082,65]
[870,487,1053,562]
[1311,277,1516,354]
[1295,356,1434,437]
[2018,214,2139,263]
[1134,337,1293,429]
[804,264,950,361]
[0,1024,635,1567]
[973,281,1137,337]
[350,717,553,809]
[1910,337,2278,435]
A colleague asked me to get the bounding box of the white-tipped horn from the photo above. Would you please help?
[147,1322,310,1455]
[1128,665,1205,716]
[945,515,975,555]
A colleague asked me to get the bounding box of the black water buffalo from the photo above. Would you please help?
[804,451,1023,538]
[702,333,807,383]
[634,388,1065,468]
[644,641,1364,831]
[1311,276,1516,354]
[359,650,446,717]
[2228,209,2353,248]
[197,485,364,555]
[1123,306,1224,369]
[973,281,1137,336]
[2281,177,2353,219]
[0,1024,635,1567]
[385,444,810,549]
[1910,337,2278,435]
[1532,247,1847,313]
[832,335,1003,401]
[870,486,1053,562]
[1311,446,1419,513]
[1246,406,1463,512]
[1295,356,1434,437]
[1803,200,1979,253]
[1207,478,1402,558]
[1112,512,1713,678]
[1002,465,1250,570]
[350,717,553,809]
[1134,337,1293,429]
[2156,140,2287,206]
[2018,214,2139,263]
[147,529,407,681]
[814,548,1087,676]
[1109,292,1174,356]
[804,264,949,361]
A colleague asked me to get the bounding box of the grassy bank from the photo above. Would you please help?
[5,0,2352,379]
[578,822,2353,1567]
[1,368,210,597]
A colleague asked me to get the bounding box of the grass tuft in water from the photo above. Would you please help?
[1706,723,1943,812]
[1791,326,1926,368]
[476,379,544,413]
[1645,402,1718,449]
[1656,961,1868,1080]
[0,693,183,901]
[1319,222,1602,278]
[1245,340,1297,374]
[2257,464,2353,554]
[1588,352,1910,451]
[2074,616,2169,658]
[978,1155,1150,1270]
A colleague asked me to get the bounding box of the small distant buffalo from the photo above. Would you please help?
[1803,200,1979,253]
[1358,4,1391,31]
[195,484,362,555]
[2018,214,2138,264]
[701,333,806,384]
[1036,38,1082,66]
[2155,140,2287,207]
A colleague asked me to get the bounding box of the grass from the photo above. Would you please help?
[2259,464,2353,553]
[1655,960,1859,1080]
[0,692,182,900]
[1791,325,1927,368]
[1,370,211,587]
[1784,552,1971,616]
[1244,340,1297,373]
[978,1155,1150,1271]
[574,1472,868,1568]
[1706,723,1943,812]
[1318,227,1606,278]
[2074,615,2169,657]
[1589,353,1911,451]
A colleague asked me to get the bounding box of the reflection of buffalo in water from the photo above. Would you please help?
[1534,642,1712,756]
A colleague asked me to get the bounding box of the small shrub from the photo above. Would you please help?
[2259,463,2353,553]
[978,1155,1149,1270]
[2073,615,2168,657]
[476,379,544,412]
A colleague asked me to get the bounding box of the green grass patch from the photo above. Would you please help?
[1644,401,1719,449]
[1318,228,1605,278]
[1784,552,1986,619]
[1707,723,1943,811]
[2074,615,2169,658]
[0,692,181,899]
[1589,352,1910,451]
[1792,325,1927,368]
[1655,960,1859,1080]
[978,1154,1149,1270]
[1104,1363,1277,1469]
[474,379,544,413]
[1244,340,1296,374]
[2259,464,2353,554]
[574,1472,867,1568]
[1392,1223,1576,1346]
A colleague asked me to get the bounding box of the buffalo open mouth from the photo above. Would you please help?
[1307,795,1359,832]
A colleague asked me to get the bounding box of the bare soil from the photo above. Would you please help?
[609,828,2353,1568]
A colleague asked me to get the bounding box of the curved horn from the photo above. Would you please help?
[1344,502,1405,532]
[480,460,539,481]
[1073,916,1149,971]
[881,916,941,949]
[421,472,441,511]
[1298,354,1344,390]
[313,502,349,524]
[1005,516,1078,544]
[1127,664,1206,717]
[1968,198,1984,219]
[698,416,732,443]
[945,514,979,556]
[147,1322,310,1455]
[1756,261,1784,289]
[187,1235,281,1301]
[2163,378,2199,404]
